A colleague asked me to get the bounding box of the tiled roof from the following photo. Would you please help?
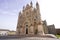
[0,29,9,31]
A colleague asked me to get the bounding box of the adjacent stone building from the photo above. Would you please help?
[0,29,9,36]
[0,29,16,36]
[42,20,56,35]
[42,20,48,34]
[8,31,16,35]
[47,24,56,35]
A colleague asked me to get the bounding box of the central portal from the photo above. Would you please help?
[26,25,28,34]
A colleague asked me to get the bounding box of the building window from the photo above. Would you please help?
[34,22,36,24]
[25,22,28,24]
[20,26,22,28]
[18,31,20,34]
[31,24,32,26]
[34,16,38,19]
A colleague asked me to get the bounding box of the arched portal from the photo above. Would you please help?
[26,25,28,34]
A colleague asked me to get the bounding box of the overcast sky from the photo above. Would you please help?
[37,0,60,29]
[0,0,60,31]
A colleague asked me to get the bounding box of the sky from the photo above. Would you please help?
[0,0,60,31]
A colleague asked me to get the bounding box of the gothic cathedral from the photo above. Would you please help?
[16,2,44,35]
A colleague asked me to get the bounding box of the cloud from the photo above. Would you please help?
[0,9,18,16]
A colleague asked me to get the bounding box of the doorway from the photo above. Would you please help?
[26,25,28,34]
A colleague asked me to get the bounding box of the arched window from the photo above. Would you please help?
[20,26,22,28]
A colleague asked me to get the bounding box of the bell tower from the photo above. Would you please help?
[36,2,41,24]
[36,2,44,35]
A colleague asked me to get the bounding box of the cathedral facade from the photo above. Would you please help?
[16,2,44,35]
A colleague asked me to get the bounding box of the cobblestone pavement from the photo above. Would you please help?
[0,37,60,40]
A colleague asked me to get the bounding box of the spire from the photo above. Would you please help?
[36,2,39,6]
[36,2,39,9]
[19,11,21,16]
[23,6,25,10]
[23,6,25,12]
[30,1,33,7]
[26,4,29,8]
